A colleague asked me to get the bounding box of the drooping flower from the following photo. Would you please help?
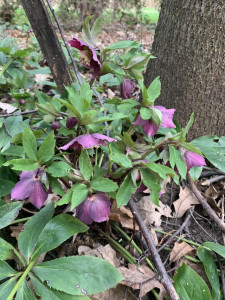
[19,99,25,105]
[59,133,117,150]
[181,148,206,171]
[51,121,61,134]
[66,116,78,129]
[76,193,111,225]
[133,106,176,137]
[11,170,48,209]
[68,37,101,78]
[121,78,134,99]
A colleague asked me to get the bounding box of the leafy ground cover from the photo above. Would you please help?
[0,10,225,300]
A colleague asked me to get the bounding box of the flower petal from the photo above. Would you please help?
[133,114,147,126]
[91,133,117,143]
[76,134,100,148]
[182,150,206,171]
[19,170,36,180]
[59,138,80,150]
[29,181,48,209]
[153,106,176,129]
[11,178,34,200]
[89,193,111,223]
[76,198,93,225]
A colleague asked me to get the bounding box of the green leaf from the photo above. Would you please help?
[23,125,37,160]
[140,168,161,205]
[203,242,225,258]
[179,142,202,155]
[183,113,194,137]
[169,145,187,180]
[82,16,93,45]
[79,150,93,180]
[140,107,152,120]
[91,17,102,43]
[0,261,18,280]
[197,247,221,300]
[91,178,118,192]
[71,183,89,210]
[104,40,139,52]
[31,214,88,260]
[37,131,55,164]
[33,256,124,295]
[0,277,17,299]
[192,136,225,172]
[18,202,54,261]
[0,202,22,229]
[15,280,36,300]
[3,158,39,171]
[0,179,15,196]
[125,53,151,70]
[30,275,90,300]
[1,145,24,157]
[150,107,162,126]
[116,173,136,207]
[173,263,212,300]
[147,76,161,102]
[145,162,178,180]
[47,161,72,177]
[0,237,14,260]
[109,152,132,168]
[189,166,203,181]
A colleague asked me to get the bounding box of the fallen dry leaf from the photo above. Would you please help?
[91,285,138,300]
[10,223,25,239]
[0,102,17,113]
[78,244,120,267]
[118,264,166,299]
[107,88,115,98]
[137,196,172,227]
[170,241,194,262]
[173,186,199,218]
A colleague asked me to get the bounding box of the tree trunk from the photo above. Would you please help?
[21,0,73,94]
[144,0,225,140]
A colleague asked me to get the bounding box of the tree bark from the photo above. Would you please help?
[144,0,225,140]
[21,0,73,94]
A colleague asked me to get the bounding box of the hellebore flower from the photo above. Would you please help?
[68,37,101,78]
[19,99,25,105]
[51,120,61,134]
[181,148,206,171]
[11,170,48,209]
[133,106,176,137]
[76,193,111,225]
[121,78,134,99]
[59,133,117,150]
[66,116,78,129]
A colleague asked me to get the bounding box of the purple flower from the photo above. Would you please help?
[181,148,206,171]
[121,78,134,99]
[51,121,61,134]
[66,116,78,129]
[11,170,48,209]
[68,37,101,78]
[133,106,176,137]
[76,193,111,225]
[59,133,117,150]
[19,99,25,105]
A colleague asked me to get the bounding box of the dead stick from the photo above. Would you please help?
[128,197,180,300]
[188,175,225,234]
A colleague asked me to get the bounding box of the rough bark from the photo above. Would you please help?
[21,0,73,94]
[144,0,225,140]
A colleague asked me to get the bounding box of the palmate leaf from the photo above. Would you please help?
[33,256,124,296]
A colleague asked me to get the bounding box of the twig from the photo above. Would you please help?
[0,109,38,118]
[128,197,180,300]
[187,175,225,234]
[201,175,225,185]
[158,212,192,253]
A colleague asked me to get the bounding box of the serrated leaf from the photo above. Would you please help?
[79,150,93,180]
[189,166,203,181]
[0,277,17,299]
[169,145,187,180]
[197,247,221,300]
[31,215,88,260]
[33,256,124,295]
[147,76,161,102]
[0,237,14,260]
[30,275,90,300]
[3,159,39,171]
[179,142,202,155]
[71,183,88,210]
[140,168,161,205]
[91,178,118,192]
[116,173,136,207]
[145,162,177,180]
[0,201,22,229]
[183,112,194,137]
[173,263,212,300]
[104,40,139,52]
[125,53,151,70]
[150,107,162,126]
[140,107,152,120]
[15,280,36,300]
[23,125,37,160]
[37,131,55,164]
[203,242,225,258]
[82,16,93,45]
[109,152,132,168]
[0,261,18,280]
[18,203,54,261]
[90,17,102,44]
[47,161,72,178]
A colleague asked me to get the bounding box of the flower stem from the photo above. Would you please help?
[7,259,37,300]
[10,217,30,225]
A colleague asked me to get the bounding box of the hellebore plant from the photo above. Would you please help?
[121,77,134,99]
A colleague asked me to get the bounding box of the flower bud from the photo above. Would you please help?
[121,78,134,99]
[51,121,61,134]
[66,116,78,129]
[19,99,25,105]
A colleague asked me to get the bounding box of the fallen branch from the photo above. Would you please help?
[128,197,180,300]
[188,175,225,234]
